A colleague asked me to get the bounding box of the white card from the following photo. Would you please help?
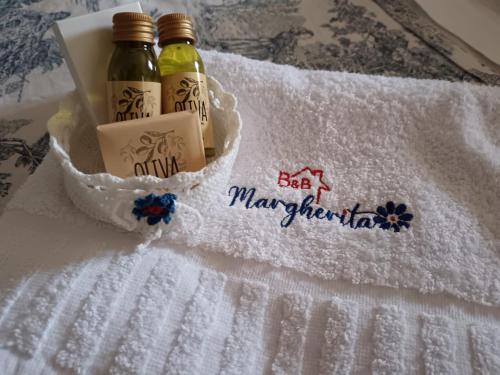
[53,2,143,126]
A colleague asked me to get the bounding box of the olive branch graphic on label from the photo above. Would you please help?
[176,77,200,103]
[118,86,150,114]
[119,130,186,164]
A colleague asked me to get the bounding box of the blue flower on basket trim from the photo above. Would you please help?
[132,193,177,225]
[373,201,413,232]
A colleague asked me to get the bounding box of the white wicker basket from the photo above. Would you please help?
[48,77,241,235]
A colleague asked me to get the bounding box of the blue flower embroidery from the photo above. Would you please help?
[132,193,176,225]
[373,201,413,232]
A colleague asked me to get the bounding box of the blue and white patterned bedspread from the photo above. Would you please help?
[0,0,498,213]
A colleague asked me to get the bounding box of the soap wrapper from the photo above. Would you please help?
[96,111,206,179]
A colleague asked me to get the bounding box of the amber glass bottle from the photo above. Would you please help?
[157,13,215,157]
[107,12,161,123]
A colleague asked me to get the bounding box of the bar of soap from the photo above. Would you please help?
[97,111,206,179]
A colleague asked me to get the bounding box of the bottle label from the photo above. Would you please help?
[161,72,214,150]
[107,81,161,123]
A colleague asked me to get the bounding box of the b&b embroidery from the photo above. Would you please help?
[228,167,413,232]
[278,167,331,204]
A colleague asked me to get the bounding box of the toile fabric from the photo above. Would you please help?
[1,50,500,374]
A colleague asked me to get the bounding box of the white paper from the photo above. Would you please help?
[53,2,143,126]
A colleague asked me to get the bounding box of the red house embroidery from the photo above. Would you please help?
[277,167,331,204]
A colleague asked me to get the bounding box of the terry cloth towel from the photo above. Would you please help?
[1,49,500,374]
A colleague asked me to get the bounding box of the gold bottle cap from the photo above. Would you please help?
[157,13,196,47]
[112,12,154,44]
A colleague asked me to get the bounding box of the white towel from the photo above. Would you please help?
[1,49,500,374]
